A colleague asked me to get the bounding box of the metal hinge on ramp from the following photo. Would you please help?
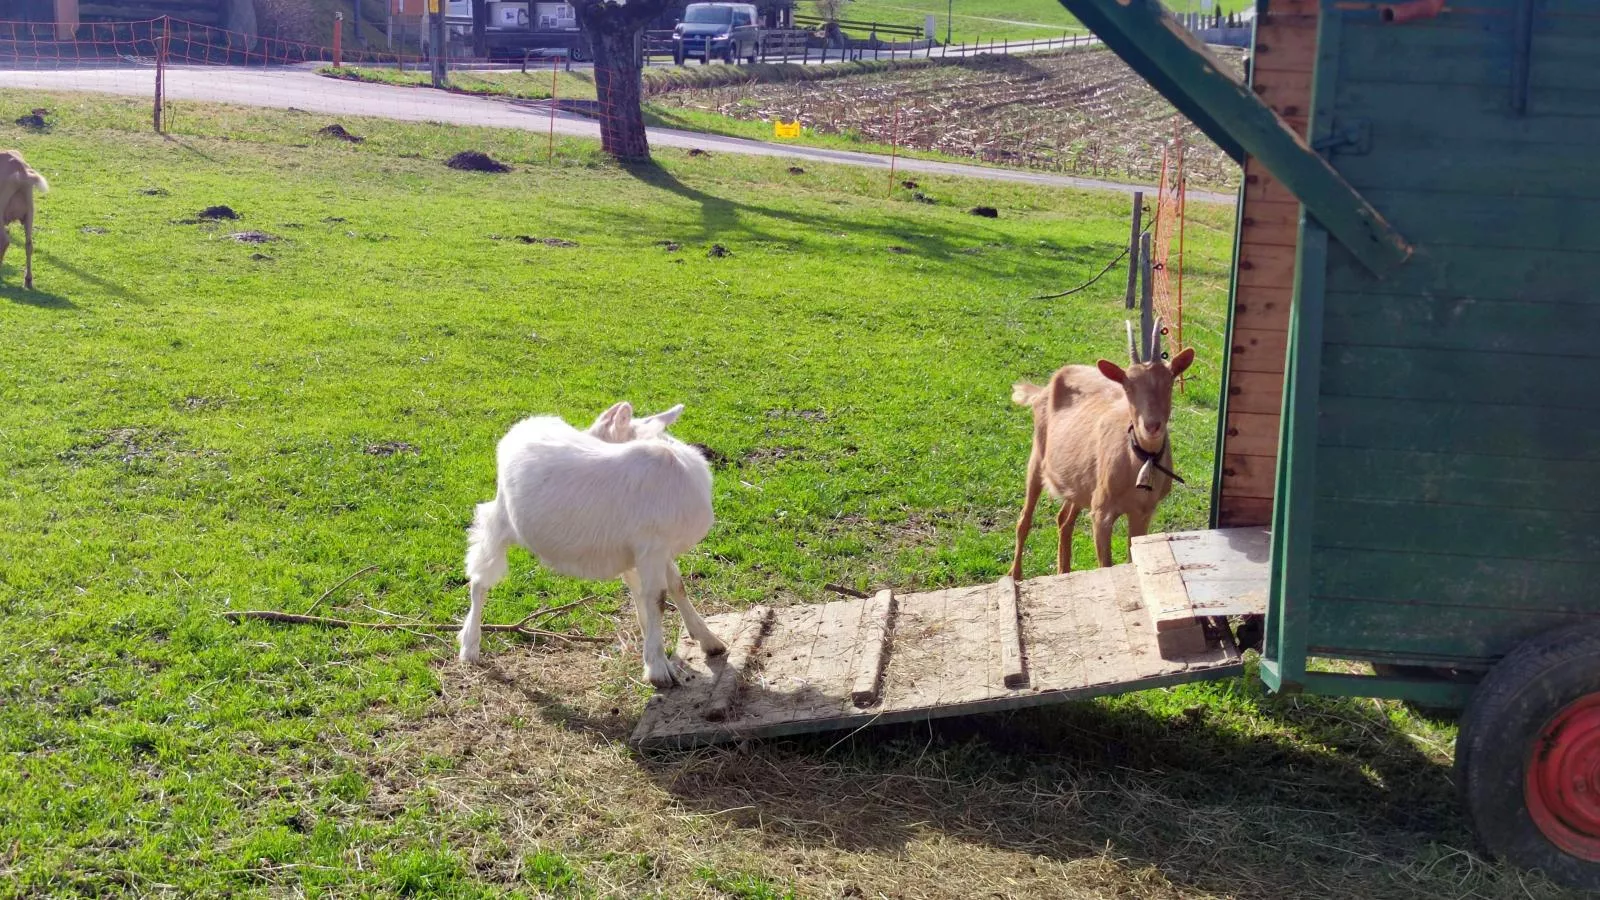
[1312,119,1372,157]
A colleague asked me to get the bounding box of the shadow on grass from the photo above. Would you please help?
[626,682,1473,898]
[34,250,147,306]
[0,279,75,308]
[614,159,1108,283]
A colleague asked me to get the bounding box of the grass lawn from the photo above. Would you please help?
[798,0,1252,44]
[0,92,1564,899]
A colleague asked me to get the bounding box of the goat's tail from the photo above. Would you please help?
[465,498,511,585]
[1012,381,1045,406]
[26,170,47,194]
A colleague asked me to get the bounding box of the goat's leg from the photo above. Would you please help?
[0,227,10,283]
[667,561,725,656]
[1126,509,1154,541]
[629,555,677,689]
[1009,451,1047,580]
[1091,508,1118,568]
[460,499,511,663]
[22,209,33,290]
[1055,502,1081,574]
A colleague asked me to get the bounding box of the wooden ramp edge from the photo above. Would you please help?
[630,537,1258,750]
[1131,528,1270,658]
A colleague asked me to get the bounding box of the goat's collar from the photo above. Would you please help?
[1127,424,1185,491]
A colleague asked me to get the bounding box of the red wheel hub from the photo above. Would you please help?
[1527,694,1600,861]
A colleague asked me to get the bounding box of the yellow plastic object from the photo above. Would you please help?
[773,119,801,139]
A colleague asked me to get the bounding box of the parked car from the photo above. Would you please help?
[672,2,762,65]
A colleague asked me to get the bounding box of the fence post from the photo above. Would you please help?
[887,100,900,197]
[1139,232,1155,360]
[548,56,558,163]
[1124,190,1143,309]
[153,16,168,133]
[430,3,447,88]
[333,12,343,67]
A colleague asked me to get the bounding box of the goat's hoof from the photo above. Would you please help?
[700,637,728,658]
[458,646,482,665]
[644,662,678,689]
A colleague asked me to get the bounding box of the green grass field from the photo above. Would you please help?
[797,0,1253,44]
[0,91,1571,899]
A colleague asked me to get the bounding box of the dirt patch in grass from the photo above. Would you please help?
[229,231,277,244]
[14,111,48,130]
[317,123,364,143]
[513,235,577,247]
[197,205,239,221]
[58,427,181,465]
[446,150,511,173]
[970,206,999,218]
[707,243,731,258]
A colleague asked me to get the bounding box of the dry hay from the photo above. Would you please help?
[347,632,1524,899]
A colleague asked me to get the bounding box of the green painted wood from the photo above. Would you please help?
[1348,189,1600,253]
[1323,295,1600,357]
[1334,143,1600,202]
[1318,396,1586,460]
[1336,26,1600,91]
[1054,0,1412,275]
[1313,497,1600,565]
[1315,447,1600,514]
[1312,547,1600,614]
[1319,344,1600,409]
[1307,599,1599,668]
[1337,83,1600,138]
[1324,247,1600,305]
[1288,671,1477,708]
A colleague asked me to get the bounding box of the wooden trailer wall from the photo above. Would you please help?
[1213,0,1319,528]
[1272,0,1600,673]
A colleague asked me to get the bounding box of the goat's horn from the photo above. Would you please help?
[1125,320,1139,365]
[1149,315,1164,363]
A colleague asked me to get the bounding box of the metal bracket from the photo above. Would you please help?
[1312,118,1372,156]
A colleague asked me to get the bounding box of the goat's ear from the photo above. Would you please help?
[588,401,633,437]
[1096,359,1127,384]
[1168,347,1195,377]
[641,403,684,428]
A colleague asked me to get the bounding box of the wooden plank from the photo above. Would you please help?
[1316,445,1600,514]
[1311,546,1600,615]
[1132,535,1192,628]
[1313,495,1600,565]
[1245,173,1304,207]
[1219,451,1278,499]
[1323,294,1600,359]
[1306,596,1600,670]
[1222,368,1286,413]
[703,605,775,722]
[792,598,863,720]
[849,589,896,708]
[1217,495,1273,527]
[1351,188,1600,255]
[993,576,1027,689]
[1223,411,1281,457]
[1318,395,1600,461]
[632,564,1246,749]
[1232,283,1293,331]
[1324,244,1600,305]
[1229,328,1290,376]
[1240,198,1302,240]
[1236,243,1297,290]
[1251,19,1318,72]
[1321,343,1600,409]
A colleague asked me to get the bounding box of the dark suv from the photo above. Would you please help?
[673,3,761,64]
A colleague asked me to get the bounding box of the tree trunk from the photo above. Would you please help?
[471,0,488,58]
[592,29,648,160]
[576,0,662,162]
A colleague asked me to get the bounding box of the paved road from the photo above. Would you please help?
[0,65,1232,203]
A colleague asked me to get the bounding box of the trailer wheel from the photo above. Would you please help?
[1458,623,1600,890]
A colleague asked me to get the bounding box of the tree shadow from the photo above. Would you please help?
[34,250,147,306]
[0,279,75,308]
[611,159,1113,286]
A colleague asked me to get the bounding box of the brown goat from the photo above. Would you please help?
[0,150,48,290]
[1009,320,1195,578]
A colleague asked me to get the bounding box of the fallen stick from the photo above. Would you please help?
[221,608,611,644]
[305,563,379,614]
[824,582,871,599]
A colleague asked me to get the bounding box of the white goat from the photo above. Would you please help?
[1009,319,1195,577]
[0,150,47,290]
[459,401,726,688]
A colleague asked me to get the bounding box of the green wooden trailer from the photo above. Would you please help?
[635,0,1600,888]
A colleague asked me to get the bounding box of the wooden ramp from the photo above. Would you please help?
[631,528,1269,750]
